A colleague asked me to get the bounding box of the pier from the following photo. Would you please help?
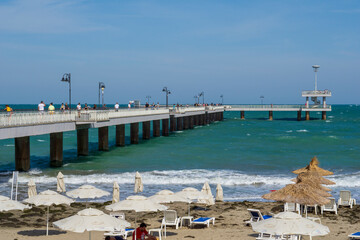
[0,106,224,171]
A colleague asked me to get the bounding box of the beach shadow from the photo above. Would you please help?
[18,229,67,236]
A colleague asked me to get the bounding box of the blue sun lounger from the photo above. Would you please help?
[349,232,360,239]
[190,217,215,228]
[246,209,272,224]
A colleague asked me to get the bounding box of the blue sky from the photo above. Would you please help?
[0,0,359,104]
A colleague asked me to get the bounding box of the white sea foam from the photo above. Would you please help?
[325,120,332,123]
[37,139,45,142]
[246,133,251,136]
[286,130,293,133]
[296,129,308,132]
[329,136,338,139]
[4,144,14,147]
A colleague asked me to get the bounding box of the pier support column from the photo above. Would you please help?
[220,112,224,121]
[205,112,210,124]
[322,111,326,120]
[177,117,183,131]
[153,120,161,137]
[194,115,199,126]
[240,111,245,120]
[50,132,63,167]
[305,111,310,121]
[98,127,109,151]
[142,121,151,140]
[131,123,139,144]
[77,128,89,156]
[269,111,273,121]
[162,119,169,136]
[15,136,30,171]
[189,116,194,129]
[170,116,176,132]
[116,124,125,147]
[183,116,189,130]
[297,111,302,121]
[202,114,206,125]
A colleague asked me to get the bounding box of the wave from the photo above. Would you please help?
[37,139,45,142]
[286,130,293,133]
[4,144,14,147]
[296,129,308,132]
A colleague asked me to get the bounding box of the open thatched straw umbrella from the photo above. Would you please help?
[291,172,335,185]
[262,183,331,206]
[293,157,333,176]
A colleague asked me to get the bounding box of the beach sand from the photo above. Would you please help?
[0,201,359,240]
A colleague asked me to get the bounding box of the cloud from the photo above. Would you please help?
[0,0,108,34]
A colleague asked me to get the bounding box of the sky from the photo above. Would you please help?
[0,0,359,105]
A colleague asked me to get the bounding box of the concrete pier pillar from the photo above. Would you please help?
[202,114,206,125]
[116,124,125,146]
[221,112,224,121]
[269,111,273,121]
[205,112,210,124]
[322,111,326,120]
[297,111,302,121]
[98,126,109,151]
[240,111,245,120]
[131,123,139,144]
[194,115,199,126]
[177,117,183,131]
[15,136,30,171]
[305,111,310,121]
[142,121,151,140]
[77,128,89,156]
[199,114,203,125]
[323,97,327,108]
[162,119,169,136]
[189,116,194,129]
[183,116,189,130]
[153,120,160,137]
[50,132,63,167]
[170,116,176,132]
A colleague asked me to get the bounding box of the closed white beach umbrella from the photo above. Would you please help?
[53,208,131,240]
[148,190,190,204]
[0,195,31,212]
[23,190,74,236]
[251,212,330,239]
[67,185,110,199]
[134,171,143,193]
[28,179,37,198]
[200,182,215,205]
[56,172,66,193]
[112,181,120,204]
[215,183,224,202]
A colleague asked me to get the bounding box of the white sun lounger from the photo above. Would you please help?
[104,229,134,239]
[321,197,337,215]
[338,190,356,208]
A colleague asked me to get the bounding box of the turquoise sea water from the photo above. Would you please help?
[0,104,359,202]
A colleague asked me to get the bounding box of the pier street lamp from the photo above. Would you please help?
[199,92,204,105]
[98,82,105,107]
[312,65,320,91]
[162,87,171,108]
[260,95,264,105]
[194,95,199,104]
[61,73,71,112]
[146,95,151,103]
[220,94,224,105]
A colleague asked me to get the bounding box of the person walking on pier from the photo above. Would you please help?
[77,103,81,117]
[114,102,119,112]
[145,102,149,110]
[65,102,69,111]
[48,103,55,115]
[128,102,131,109]
[38,101,46,114]
[60,103,65,113]
[4,105,13,116]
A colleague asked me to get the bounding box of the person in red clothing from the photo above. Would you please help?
[133,223,156,240]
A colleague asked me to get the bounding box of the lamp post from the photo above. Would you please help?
[260,95,264,105]
[220,94,224,105]
[199,92,204,105]
[61,73,71,112]
[194,95,199,104]
[312,65,320,91]
[162,87,171,108]
[146,95,151,103]
[98,82,105,107]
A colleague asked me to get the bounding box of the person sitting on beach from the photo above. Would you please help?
[133,223,156,240]
[105,236,124,240]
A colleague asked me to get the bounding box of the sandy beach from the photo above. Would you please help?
[1,201,359,240]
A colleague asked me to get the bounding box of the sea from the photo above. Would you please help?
[0,104,359,202]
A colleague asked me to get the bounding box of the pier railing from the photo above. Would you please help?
[226,104,332,110]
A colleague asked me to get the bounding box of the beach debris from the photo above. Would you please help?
[56,172,66,193]
[112,181,120,204]
[134,171,143,193]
